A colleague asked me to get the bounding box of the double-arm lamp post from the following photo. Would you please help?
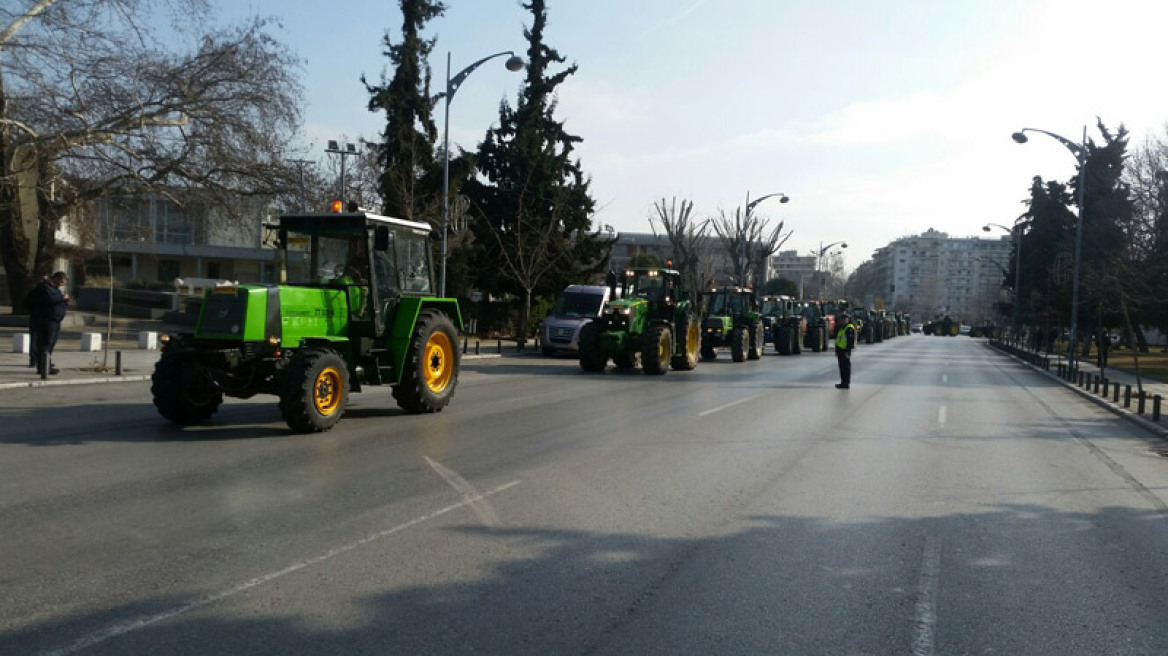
[815,240,847,299]
[1011,126,1087,373]
[741,190,789,285]
[440,50,525,297]
[982,221,1024,344]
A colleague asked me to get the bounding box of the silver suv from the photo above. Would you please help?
[540,285,611,355]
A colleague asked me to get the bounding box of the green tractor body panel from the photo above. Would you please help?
[154,209,463,432]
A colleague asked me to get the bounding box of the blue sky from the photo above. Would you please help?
[216,0,1168,269]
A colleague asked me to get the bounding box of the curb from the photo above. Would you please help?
[992,345,1168,440]
[0,353,504,391]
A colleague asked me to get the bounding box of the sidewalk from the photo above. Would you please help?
[989,340,1168,439]
[0,309,512,390]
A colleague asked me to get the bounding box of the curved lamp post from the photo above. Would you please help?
[741,191,790,285]
[983,221,1024,344]
[815,240,847,299]
[440,50,525,297]
[1012,126,1087,373]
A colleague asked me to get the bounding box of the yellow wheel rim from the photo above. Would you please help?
[659,333,670,362]
[423,331,454,393]
[688,323,700,357]
[313,367,344,415]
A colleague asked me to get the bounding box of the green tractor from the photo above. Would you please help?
[151,208,462,433]
[700,286,764,362]
[760,295,804,355]
[578,266,700,375]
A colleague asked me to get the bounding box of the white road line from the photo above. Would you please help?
[42,480,522,656]
[425,456,500,525]
[912,536,942,656]
[698,394,759,417]
[938,406,947,426]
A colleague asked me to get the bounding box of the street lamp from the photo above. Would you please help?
[1012,126,1088,373]
[440,50,525,297]
[325,140,360,206]
[741,190,790,286]
[815,240,847,299]
[983,221,1024,344]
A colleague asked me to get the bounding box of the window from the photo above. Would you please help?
[157,260,180,283]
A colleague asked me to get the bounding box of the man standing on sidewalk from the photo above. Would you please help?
[835,310,856,389]
[27,271,70,375]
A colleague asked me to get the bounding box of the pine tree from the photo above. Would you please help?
[463,0,612,344]
[365,0,446,223]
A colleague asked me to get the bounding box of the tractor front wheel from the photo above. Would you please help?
[731,326,748,362]
[152,350,223,425]
[643,324,672,375]
[578,321,608,372]
[280,348,349,432]
[775,325,791,355]
[394,311,460,413]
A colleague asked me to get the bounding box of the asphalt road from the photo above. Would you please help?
[3,337,1168,655]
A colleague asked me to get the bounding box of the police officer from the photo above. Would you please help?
[835,310,856,389]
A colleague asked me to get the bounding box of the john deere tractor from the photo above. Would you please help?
[151,207,461,433]
[578,266,700,375]
[700,287,764,362]
[760,295,804,355]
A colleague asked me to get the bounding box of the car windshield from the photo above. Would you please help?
[552,291,604,318]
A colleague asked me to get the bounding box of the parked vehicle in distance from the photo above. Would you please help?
[541,285,611,356]
[912,322,924,333]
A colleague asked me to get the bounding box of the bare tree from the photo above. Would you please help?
[648,196,709,295]
[1,1,304,312]
[709,205,791,288]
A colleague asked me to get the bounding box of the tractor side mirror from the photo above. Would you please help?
[374,226,390,251]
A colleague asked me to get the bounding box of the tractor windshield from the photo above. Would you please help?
[284,230,369,285]
[709,292,748,316]
[624,272,664,302]
[760,299,786,315]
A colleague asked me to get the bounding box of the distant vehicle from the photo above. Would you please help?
[911,322,924,333]
[959,324,972,336]
[540,285,611,356]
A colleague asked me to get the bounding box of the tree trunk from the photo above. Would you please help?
[517,288,532,349]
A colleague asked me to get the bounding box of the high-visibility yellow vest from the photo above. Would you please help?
[835,323,855,350]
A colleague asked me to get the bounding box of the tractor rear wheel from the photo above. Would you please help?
[578,321,607,372]
[280,348,349,432]
[731,326,748,362]
[748,320,763,360]
[792,326,803,354]
[671,318,700,370]
[393,310,459,413]
[152,350,223,425]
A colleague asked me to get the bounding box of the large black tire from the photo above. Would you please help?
[671,318,700,371]
[700,338,717,361]
[393,311,460,414]
[731,326,748,362]
[280,348,349,432]
[748,321,764,360]
[775,325,792,355]
[792,327,803,355]
[643,324,671,375]
[578,321,607,372]
[152,350,223,425]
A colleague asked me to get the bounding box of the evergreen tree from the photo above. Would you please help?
[463,0,612,343]
[1016,176,1076,343]
[365,0,446,223]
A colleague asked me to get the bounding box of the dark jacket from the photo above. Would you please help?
[27,280,68,324]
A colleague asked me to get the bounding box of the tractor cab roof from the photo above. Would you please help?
[280,210,432,238]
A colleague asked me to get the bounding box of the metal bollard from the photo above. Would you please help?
[463,335,468,354]
[1154,395,1162,422]
[497,339,502,354]
[1113,383,1120,403]
[1093,375,1100,394]
[1102,379,1109,397]
[1057,363,1064,378]
[1124,385,1132,408]
[475,340,481,356]
[1138,391,1146,415]
[116,351,122,376]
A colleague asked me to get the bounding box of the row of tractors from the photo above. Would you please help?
[575,265,912,376]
